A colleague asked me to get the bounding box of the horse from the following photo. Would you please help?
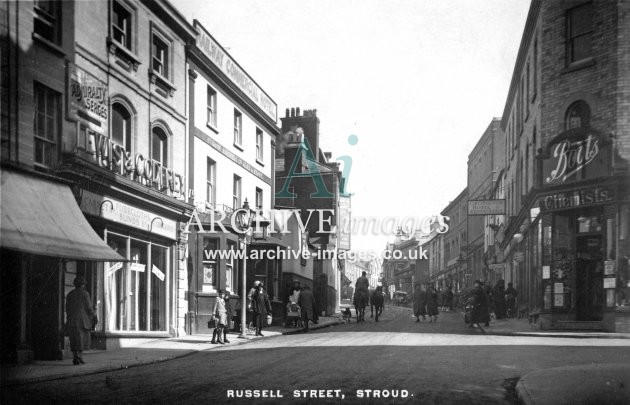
[370,287,385,322]
[353,289,369,322]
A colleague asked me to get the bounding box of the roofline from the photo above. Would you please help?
[467,118,501,161]
[500,0,542,130]
[440,187,469,216]
[142,0,197,41]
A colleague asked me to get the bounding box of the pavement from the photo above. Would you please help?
[516,363,630,405]
[0,315,341,387]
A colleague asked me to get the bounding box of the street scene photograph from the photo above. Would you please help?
[1,0,630,403]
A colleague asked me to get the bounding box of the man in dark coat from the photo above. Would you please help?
[413,284,427,322]
[493,279,507,319]
[252,283,272,336]
[505,282,518,318]
[426,286,439,322]
[298,285,316,332]
[65,276,95,365]
[471,280,490,327]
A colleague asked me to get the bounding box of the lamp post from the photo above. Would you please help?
[235,199,269,339]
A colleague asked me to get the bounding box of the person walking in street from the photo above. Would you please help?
[223,293,233,342]
[252,283,272,336]
[65,276,96,365]
[445,286,454,311]
[247,280,261,329]
[426,286,439,322]
[211,290,228,344]
[493,279,507,320]
[298,285,316,332]
[483,281,494,320]
[412,284,427,322]
[471,280,490,328]
[505,282,518,318]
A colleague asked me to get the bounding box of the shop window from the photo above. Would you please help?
[206,86,217,128]
[34,0,60,44]
[33,83,60,169]
[111,102,132,151]
[150,244,168,331]
[112,1,133,51]
[105,233,170,332]
[576,214,603,233]
[566,3,593,65]
[565,100,591,130]
[233,109,242,148]
[202,238,218,292]
[226,242,237,295]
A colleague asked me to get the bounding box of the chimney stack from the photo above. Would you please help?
[285,108,290,118]
[291,107,295,117]
[296,107,300,116]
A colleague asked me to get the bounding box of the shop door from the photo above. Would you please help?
[575,235,604,321]
[30,256,61,360]
[313,259,326,317]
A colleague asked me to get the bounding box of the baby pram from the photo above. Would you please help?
[285,302,303,328]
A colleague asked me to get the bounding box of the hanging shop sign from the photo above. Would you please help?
[67,63,108,134]
[538,186,614,212]
[541,128,611,185]
[80,190,177,240]
[194,21,277,122]
[468,200,506,215]
[338,196,351,251]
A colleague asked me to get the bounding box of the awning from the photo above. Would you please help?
[1,169,126,262]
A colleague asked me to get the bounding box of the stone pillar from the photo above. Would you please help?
[176,225,190,337]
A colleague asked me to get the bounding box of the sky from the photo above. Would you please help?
[173,0,531,253]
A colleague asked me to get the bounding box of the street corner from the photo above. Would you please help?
[516,363,630,405]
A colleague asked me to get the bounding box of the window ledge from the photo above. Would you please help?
[563,57,595,74]
[107,37,140,71]
[256,158,264,167]
[32,33,65,57]
[233,143,244,152]
[206,122,219,134]
[149,70,176,97]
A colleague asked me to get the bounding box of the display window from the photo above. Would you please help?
[105,231,170,332]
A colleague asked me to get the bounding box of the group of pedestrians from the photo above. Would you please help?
[286,280,318,332]
[412,284,440,323]
[468,279,519,327]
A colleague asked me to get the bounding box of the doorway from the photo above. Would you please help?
[575,235,604,321]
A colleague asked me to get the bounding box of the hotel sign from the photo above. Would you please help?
[67,63,108,133]
[468,200,506,215]
[542,128,610,185]
[195,21,277,122]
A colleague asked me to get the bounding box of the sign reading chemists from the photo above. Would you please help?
[194,21,277,122]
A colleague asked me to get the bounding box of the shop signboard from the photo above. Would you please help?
[541,128,610,186]
[67,63,108,134]
[194,21,277,122]
[604,260,615,275]
[603,278,616,289]
[80,190,177,240]
[468,200,505,215]
[538,186,614,212]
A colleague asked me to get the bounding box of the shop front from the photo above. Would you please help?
[0,168,125,362]
[535,127,630,331]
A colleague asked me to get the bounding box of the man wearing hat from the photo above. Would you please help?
[65,276,96,365]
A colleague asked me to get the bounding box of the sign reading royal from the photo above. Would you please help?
[194,21,277,122]
[542,128,610,185]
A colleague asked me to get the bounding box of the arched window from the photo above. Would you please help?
[151,126,168,166]
[111,103,132,151]
[565,100,590,130]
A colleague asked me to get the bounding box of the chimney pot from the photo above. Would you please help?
[291,108,295,117]
[296,107,300,116]
[285,108,290,118]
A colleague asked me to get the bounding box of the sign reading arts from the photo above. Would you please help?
[195,21,277,122]
[468,200,506,215]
